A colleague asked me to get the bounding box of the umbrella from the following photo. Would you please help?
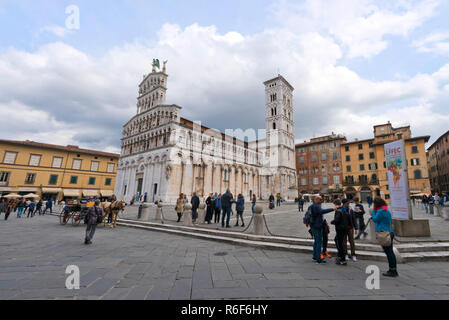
[3,193,22,198]
[23,193,40,198]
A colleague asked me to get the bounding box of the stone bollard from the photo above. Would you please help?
[198,203,206,224]
[139,203,151,222]
[155,202,164,223]
[183,203,193,227]
[443,204,449,221]
[253,205,264,235]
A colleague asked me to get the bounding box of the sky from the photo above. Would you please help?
[1,0,449,153]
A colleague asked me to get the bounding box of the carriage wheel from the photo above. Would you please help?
[72,213,81,226]
[59,211,68,225]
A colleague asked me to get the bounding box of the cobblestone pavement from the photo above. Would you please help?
[121,201,449,241]
[1,213,449,300]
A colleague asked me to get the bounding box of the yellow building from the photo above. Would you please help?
[0,139,119,201]
[341,122,431,202]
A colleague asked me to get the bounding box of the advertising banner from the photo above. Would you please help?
[384,140,410,219]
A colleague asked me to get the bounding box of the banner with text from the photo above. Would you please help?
[384,140,410,219]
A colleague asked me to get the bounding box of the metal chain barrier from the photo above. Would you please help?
[241,214,255,233]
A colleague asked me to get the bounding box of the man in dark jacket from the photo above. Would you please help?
[354,197,367,240]
[84,200,104,245]
[331,199,349,265]
[342,199,358,261]
[191,192,200,223]
[310,196,335,264]
[221,189,233,228]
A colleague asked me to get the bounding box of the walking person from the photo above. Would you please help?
[367,195,373,209]
[354,197,367,240]
[221,189,233,228]
[371,197,398,277]
[27,200,36,218]
[36,199,43,216]
[268,194,275,210]
[310,195,335,264]
[43,199,53,215]
[0,199,6,218]
[331,199,349,265]
[422,195,429,213]
[175,193,185,223]
[191,192,200,224]
[251,194,256,214]
[298,196,305,212]
[16,199,25,218]
[342,199,358,261]
[84,200,104,245]
[234,194,245,227]
[5,199,16,221]
[428,194,435,215]
[276,193,281,207]
[214,194,222,223]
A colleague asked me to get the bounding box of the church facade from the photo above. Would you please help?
[114,62,297,204]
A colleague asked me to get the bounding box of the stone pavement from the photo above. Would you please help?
[1,213,449,300]
[121,201,449,241]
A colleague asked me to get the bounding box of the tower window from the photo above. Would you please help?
[273,122,276,130]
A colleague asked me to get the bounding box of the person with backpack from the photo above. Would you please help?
[309,196,335,264]
[84,200,104,245]
[371,197,398,277]
[331,199,348,265]
[354,197,367,239]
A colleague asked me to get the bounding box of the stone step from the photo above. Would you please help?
[400,251,449,262]
[117,220,389,262]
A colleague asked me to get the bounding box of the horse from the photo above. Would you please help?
[101,200,126,228]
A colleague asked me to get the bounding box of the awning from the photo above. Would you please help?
[82,190,99,197]
[100,190,114,197]
[63,189,81,197]
[42,188,62,194]
[0,187,13,192]
[18,187,39,192]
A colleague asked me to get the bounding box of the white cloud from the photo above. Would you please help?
[39,25,72,38]
[413,31,449,55]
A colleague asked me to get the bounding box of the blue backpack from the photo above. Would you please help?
[303,205,313,225]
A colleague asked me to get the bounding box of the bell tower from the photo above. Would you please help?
[136,60,168,114]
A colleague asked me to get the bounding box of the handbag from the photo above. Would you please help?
[376,218,392,247]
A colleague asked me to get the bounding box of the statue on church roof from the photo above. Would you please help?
[163,60,168,73]
[152,59,160,73]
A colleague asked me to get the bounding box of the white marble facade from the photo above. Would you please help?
[115,64,297,204]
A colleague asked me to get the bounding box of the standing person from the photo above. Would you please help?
[36,199,43,216]
[251,194,256,214]
[310,196,335,264]
[234,194,245,227]
[27,200,36,218]
[422,195,429,213]
[276,193,281,207]
[23,199,31,216]
[428,194,435,215]
[342,199,358,261]
[84,200,104,245]
[175,193,185,223]
[0,199,6,217]
[214,194,222,223]
[205,193,214,224]
[367,195,373,209]
[371,197,398,277]
[220,189,233,228]
[321,219,332,260]
[331,199,349,265]
[298,196,305,212]
[269,194,275,210]
[5,199,17,220]
[43,199,53,215]
[16,199,25,218]
[353,197,367,240]
[191,192,200,224]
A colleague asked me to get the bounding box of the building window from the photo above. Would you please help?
[273,122,276,130]
[333,152,338,160]
[312,155,317,162]
[25,173,36,184]
[346,165,351,172]
[90,161,99,172]
[52,157,63,168]
[300,156,304,164]
[333,175,340,184]
[28,154,41,166]
[358,144,363,150]
[88,177,96,185]
[105,178,112,186]
[321,153,326,161]
[49,174,58,185]
[346,155,350,162]
[359,154,364,160]
[369,142,374,148]
[0,172,10,186]
[322,177,328,185]
[371,174,378,182]
[70,176,78,184]
[301,178,307,186]
[369,163,378,170]
[345,146,349,152]
[72,159,82,170]
[313,177,319,185]
[3,151,18,164]
[369,152,375,159]
[411,146,418,154]
[383,161,386,168]
[411,158,420,166]
[414,170,422,179]
[360,164,365,171]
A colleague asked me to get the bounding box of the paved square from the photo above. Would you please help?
[1,209,449,300]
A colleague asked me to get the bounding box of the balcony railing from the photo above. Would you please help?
[343,179,379,186]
